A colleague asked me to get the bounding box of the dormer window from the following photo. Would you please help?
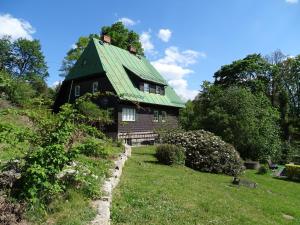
[92,81,99,93]
[156,86,161,94]
[144,83,149,93]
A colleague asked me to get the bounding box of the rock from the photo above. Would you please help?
[282,214,294,220]
[90,144,131,225]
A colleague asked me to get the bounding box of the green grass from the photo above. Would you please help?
[111,146,300,225]
[26,189,97,225]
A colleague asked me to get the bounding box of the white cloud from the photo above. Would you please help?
[168,79,198,101]
[51,80,62,88]
[158,29,172,42]
[151,46,206,101]
[118,17,138,26]
[140,31,155,53]
[71,43,77,49]
[151,62,193,80]
[0,13,35,40]
[286,0,298,3]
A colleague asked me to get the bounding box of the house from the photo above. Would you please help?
[54,35,184,144]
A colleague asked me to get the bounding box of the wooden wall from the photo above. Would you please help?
[117,102,179,134]
[53,73,181,138]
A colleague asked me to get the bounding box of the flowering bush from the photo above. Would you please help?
[163,130,244,176]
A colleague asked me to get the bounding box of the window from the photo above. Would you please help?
[156,85,161,94]
[92,81,99,93]
[74,85,80,97]
[161,111,167,122]
[153,110,159,122]
[122,108,136,121]
[144,83,149,93]
[81,59,87,67]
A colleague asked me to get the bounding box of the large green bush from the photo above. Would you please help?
[163,130,244,176]
[155,144,185,165]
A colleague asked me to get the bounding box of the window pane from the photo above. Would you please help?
[75,85,80,97]
[162,111,167,122]
[156,86,161,94]
[122,108,136,121]
[93,82,98,93]
[144,83,149,92]
[153,110,159,122]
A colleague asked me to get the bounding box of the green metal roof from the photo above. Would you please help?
[66,38,184,108]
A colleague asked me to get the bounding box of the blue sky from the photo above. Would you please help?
[1,0,300,100]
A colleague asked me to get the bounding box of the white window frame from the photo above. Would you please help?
[153,110,159,122]
[74,85,80,97]
[92,81,99,93]
[161,111,167,122]
[122,108,136,122]
[144,83,150,93]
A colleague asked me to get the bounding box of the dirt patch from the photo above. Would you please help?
[0,195,27,225]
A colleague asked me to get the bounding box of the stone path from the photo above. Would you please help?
[90,144,131,225]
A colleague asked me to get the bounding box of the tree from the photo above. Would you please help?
[0,36,12,71]
[101,22,143,55]
[179,100,197,130]
[279,56,300,118]
[278,56,300,148]
[10,38,48,79]
[0,70,36,106]
[265,50,286,107]
[214,54,271,94]
[182,84,281,161]
[60,22,144,76]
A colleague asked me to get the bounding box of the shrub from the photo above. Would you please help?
[180,85,281,161]
[75,97,112,127]
[155,144,185,165]
[76,137,108,158]
[285,164,300,180]
[163,130,244,176]
[257,165,268,175]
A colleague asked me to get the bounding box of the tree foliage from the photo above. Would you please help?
[181,84,281,161]
[60,22,144,76]
[207,51,300,159]
[0,37,48,79]
[101,22,143,55]
[0,36,49,101]
[214,54,271,94]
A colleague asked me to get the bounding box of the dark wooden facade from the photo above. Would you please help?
[54,74,180,143]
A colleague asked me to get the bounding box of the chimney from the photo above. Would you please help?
[102,35,111,44]
[128,45,137,54]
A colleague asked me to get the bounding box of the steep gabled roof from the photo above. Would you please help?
[66,38,184,108]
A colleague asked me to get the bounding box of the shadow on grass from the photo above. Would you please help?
[132,152,155,156]
[272,176,300,184]
[143,160,161,165]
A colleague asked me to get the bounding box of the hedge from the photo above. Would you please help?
[285,164,300,180]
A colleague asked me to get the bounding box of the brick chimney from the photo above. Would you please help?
[128,45,137,54]
[102,35,111,44]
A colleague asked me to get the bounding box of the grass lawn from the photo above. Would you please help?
[111,146,300,225]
